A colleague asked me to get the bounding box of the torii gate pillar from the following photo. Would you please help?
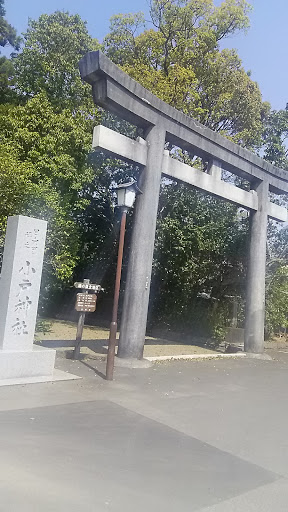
[118,126,166,359]
[245,180,269,353]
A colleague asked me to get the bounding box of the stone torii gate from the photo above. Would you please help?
[79,51,288,360]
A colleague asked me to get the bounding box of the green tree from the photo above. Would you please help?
[151,183,248,335]
[15,11,99,110]
[0,94,108,305]
[0,145,34,239]
[266,263,288,335]
[265,220,288,336]
[0,56,19,104]
[0,0,20,51]
[104,0,268,148]
[0,0,21,104]
[0,11,124,316]
[263,107,288,169]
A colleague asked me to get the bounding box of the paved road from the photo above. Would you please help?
[0,350,288,511]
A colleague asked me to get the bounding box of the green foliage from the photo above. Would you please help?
[0,1,21,104]
[265,225,288,335]
[0,94,103,296]
[262,107,288,335]
[104,0,265,148]
[263,108,288,170]
[266,265,288,334]
[35,318,52,335]
[0,0,21,51]
[0,56,18,104]
[151,183,248,334]
[104,12,145,66]
[208,302,229,341]
[0,11,119,313]
[0,144,34,236]
[15,11,99,110]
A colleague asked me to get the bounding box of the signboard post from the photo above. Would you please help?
[73,279,102,359]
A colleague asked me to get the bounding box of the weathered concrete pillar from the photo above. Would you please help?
[244,180,269,353]
[118,125,166,359]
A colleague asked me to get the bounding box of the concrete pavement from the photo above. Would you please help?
[0,350,288,511]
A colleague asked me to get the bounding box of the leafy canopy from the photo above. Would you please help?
[151,183,248,334]
[104,0,267,148]
[15,11,99,110]
[0,93,98,285]
[0,0,21,104]
[263,107,288,170]
[0,0,20,51]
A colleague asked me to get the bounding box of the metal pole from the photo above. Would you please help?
[106,208,127,380]
[74,310,86,359]
[74,279,90,359]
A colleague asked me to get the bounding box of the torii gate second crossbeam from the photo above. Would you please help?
[79,50,288,359]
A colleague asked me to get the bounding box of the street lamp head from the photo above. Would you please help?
[115,180,142,209]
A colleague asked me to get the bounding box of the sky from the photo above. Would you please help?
[4,0,288,110]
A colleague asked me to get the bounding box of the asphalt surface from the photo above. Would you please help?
[0,349,288,511]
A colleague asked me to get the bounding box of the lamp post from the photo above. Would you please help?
[106,180,141,381]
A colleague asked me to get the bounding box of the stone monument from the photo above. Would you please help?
[0,215,56,384]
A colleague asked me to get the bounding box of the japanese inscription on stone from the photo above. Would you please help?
[11,229,39,336]
[0,216,47,352]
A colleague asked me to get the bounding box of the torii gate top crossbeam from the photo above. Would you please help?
[79,51,288,196]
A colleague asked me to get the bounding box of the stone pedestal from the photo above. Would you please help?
[0,216,56,383]
[0,346,55,380]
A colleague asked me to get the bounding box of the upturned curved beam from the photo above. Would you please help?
[80,51,288,195]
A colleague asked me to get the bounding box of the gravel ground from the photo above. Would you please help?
[36,319,220,358]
